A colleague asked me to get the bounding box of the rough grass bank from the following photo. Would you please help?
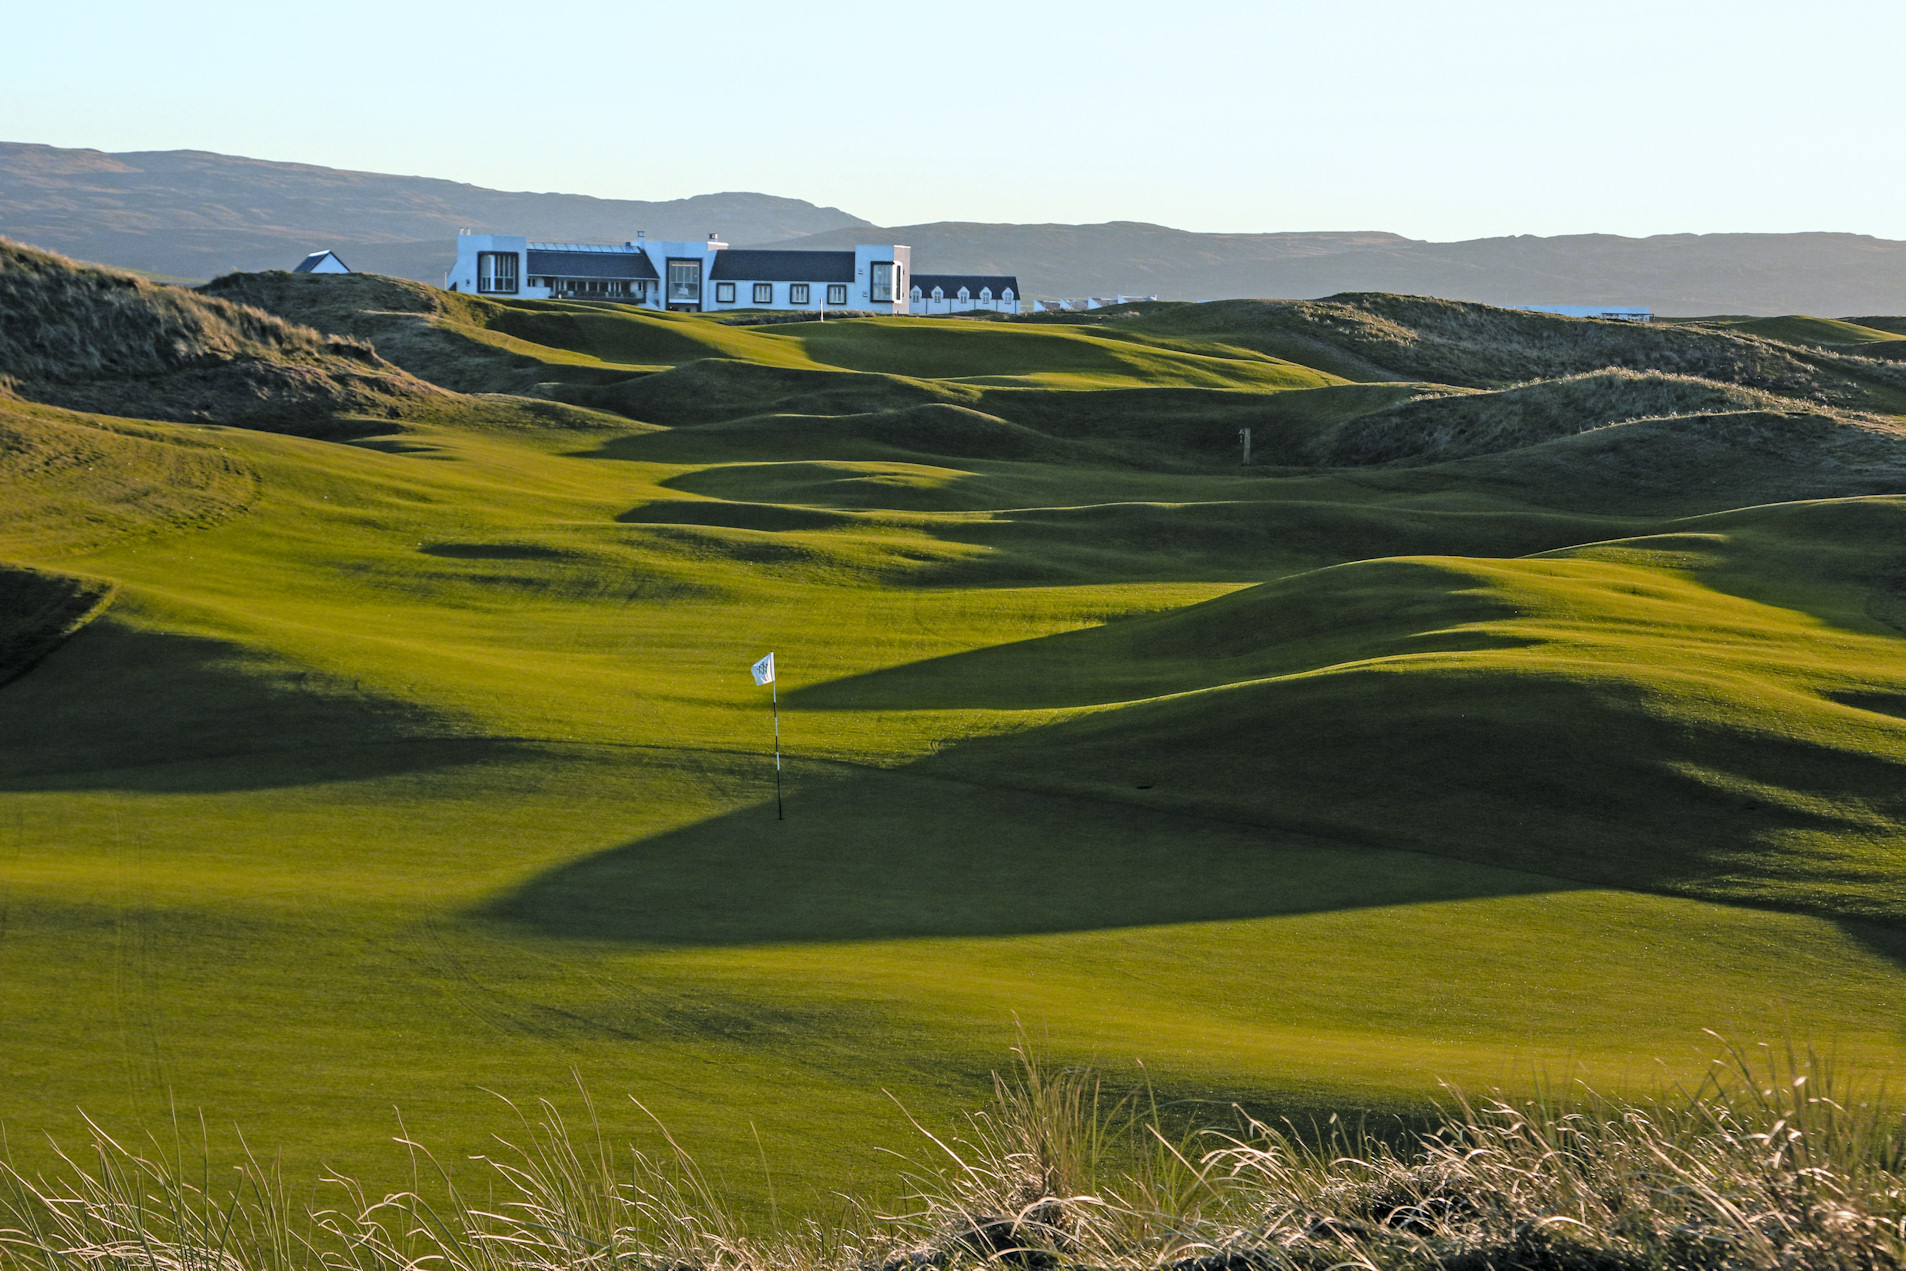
[3,1044,1901,1271]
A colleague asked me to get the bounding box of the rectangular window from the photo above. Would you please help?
[870,261,894,303]
[789,283,810,305]
[476,251,518,294]
[715,281,736,303]
[667,259,703,304]
[753,282,773,304]
[827,283,847,306]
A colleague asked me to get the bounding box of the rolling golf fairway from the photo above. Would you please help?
[7,270,1906,1219]
[6,399,1906,1215]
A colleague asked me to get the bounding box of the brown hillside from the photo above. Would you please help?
[0,238,439,431]
[197,269,558,394]
[1062,294,1906,412]
[1303,370,1786,466]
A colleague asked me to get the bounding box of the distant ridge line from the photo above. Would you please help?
[2,141,1903,314]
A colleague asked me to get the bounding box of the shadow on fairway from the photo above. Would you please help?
[0,618,512,793]
[1828,917,1906,974]
[790,556,1543,712]
[480,760,1577,945]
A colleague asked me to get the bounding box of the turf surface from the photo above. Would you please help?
[5,260,1906,1216]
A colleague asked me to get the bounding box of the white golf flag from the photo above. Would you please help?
[750,652,775,686]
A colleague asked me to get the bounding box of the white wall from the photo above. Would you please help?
[854,244,912,315]
[445,233,535,296]
[699,244,913,315]
[908,287,1021,316]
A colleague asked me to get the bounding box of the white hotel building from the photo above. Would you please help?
[446,231,1021,316]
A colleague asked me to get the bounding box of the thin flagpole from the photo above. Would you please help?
[772,675,783,820]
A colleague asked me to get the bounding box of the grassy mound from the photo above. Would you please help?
[898,511,1906,922]
[198,272,817,393]
[0,402,257,556]
[1056,294,1906,409]
[1,240,440,431]
[565,357,967,426]
[1439,407,1906,511]
[1689,313,1906,348]
[1300,369,1779,465]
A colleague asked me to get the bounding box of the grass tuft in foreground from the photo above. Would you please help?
[5,1042,1902,1271]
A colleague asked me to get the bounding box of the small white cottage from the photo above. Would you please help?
[293,250,351,275]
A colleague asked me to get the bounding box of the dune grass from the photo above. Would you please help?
[1,240,432,427]
[5,256,1906,1224]
[1690,314,1906,348]
[3,1043,1903,1271]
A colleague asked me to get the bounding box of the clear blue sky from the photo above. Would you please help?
[6,0,1901,241]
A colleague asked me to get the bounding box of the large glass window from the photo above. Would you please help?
[790,283,810,304]
[753,282,773,304]
[827,283,847,306]
[715,281,736,303]
[667,259,703,304]
[870,261,894,303]
[476,252,518,294]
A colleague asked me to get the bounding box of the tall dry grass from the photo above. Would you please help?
[0,237,437,428]
[4,1041,1902,1271]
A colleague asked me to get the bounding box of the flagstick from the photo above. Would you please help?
[772,676,783,820]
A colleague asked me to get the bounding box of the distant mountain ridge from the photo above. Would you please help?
[771,222,1906,316]
[3,141,1904,314]
[0,142,870,282]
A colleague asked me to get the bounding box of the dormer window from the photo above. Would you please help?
[980,287,992,302]
[1003,287,1015,301]
[957,287,970,302]
[910,286,922,300]
[931,286,943,300]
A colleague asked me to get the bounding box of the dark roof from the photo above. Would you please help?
[293,250,348,273]
[526,249,659,281]
[708,249,856,282]
[911,274,1018,296]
